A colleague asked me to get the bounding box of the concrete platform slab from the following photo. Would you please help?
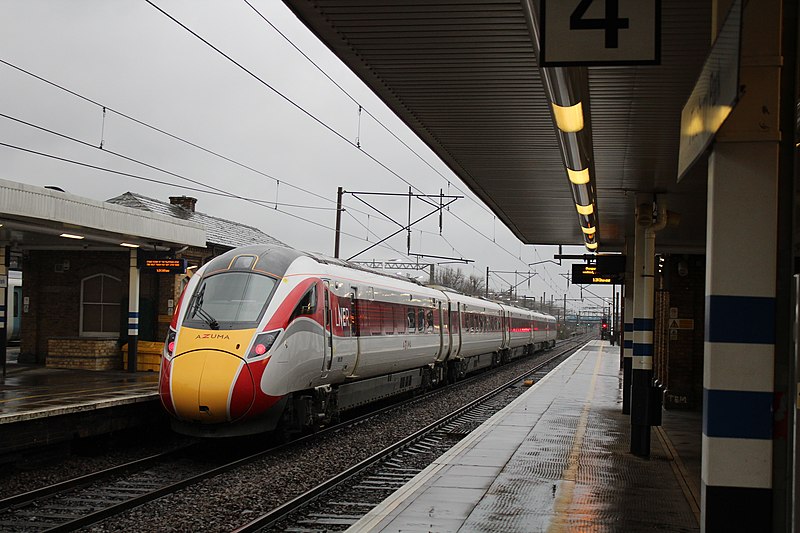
[348,341,701,532]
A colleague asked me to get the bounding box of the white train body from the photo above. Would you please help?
[159,245,557,437]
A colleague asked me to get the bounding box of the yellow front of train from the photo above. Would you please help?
[159,252,284,436]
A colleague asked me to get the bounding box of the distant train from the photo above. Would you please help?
[7,270,21,343]
[159,245,556,437]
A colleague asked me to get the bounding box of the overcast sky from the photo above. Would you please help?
[0,1,614,316]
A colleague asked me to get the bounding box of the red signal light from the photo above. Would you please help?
[254,343,267,355]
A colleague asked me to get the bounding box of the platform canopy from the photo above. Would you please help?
[283,0,714,252]
[0,179,206,251]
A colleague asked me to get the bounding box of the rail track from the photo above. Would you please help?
[234,337,588,532]
[0,336,590,532]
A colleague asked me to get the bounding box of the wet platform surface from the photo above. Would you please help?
[0,348,158,425]
[349,340,701,532]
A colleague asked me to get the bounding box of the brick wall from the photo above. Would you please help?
[21,250,128,363]
[46,338,121,370]
[20,245,228,364]
[654,254,705,410]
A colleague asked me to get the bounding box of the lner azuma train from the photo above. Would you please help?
[159,245,556,437]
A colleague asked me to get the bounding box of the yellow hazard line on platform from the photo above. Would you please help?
[547,343,603,533]
[655,424,701,524]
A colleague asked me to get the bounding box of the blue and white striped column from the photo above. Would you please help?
[702,142,776,530]
[622,237,634,415]
[630,201,655,456]
[127,248,140,373]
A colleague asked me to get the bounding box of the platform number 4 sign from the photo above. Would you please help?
[540,0,660,66]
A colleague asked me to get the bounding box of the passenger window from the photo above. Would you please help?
[417,310,425,332]
[407,308,416,331]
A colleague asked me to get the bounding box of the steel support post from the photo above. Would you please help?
[631,200,655,456]
[127,248,140,373]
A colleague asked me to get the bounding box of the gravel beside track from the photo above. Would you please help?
[0,431,195,500]
[83,341,586,533]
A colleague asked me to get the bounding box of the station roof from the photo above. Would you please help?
[106,192,287,249]
[283,0,714,253]
[0,179,206,250]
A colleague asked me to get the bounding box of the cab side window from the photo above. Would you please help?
[290,285,317,322]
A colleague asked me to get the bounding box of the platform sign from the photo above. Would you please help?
[572,263,623,285]
[143,258,186,274]
[677,0,741,181]
[668,318,694,330]
[539,0,660,66]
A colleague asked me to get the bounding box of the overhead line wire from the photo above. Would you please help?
[241,0,499,220]
[144,0,420,195]
[0,112,336,211]
[0,58,388,223]
[3,14,543,275]
[0,141,411,251]
[147,1,543,270]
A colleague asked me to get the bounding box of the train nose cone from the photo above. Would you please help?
[170,350,254,423]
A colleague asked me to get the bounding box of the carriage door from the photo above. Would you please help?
[501,310,508,349]
[349,286,360,368]
[442,302,452,359]
[322,281,334,372]
[450,305,462,357]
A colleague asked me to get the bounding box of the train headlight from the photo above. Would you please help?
[248,330,281,359]
[163,327,177,359]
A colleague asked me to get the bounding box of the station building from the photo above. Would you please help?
[5,180,284,371]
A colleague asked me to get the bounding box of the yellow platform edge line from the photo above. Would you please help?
[655,424,701,524]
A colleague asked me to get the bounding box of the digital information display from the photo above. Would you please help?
[572,262,624,285]
[143,258,187,274]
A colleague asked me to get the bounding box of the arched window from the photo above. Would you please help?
[80,274,122,337]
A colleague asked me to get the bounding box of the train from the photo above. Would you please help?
[158,245,557,437]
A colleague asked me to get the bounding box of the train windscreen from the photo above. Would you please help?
[183,272,277,329]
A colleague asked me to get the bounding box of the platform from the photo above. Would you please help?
[0,349,160,457]
[348,340,702,532]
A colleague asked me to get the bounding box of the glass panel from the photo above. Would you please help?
[83,304,102,332]
[83,276,102,303]
[381,302,393,334]
[102,304,120,333]
[184,272,277,326]
[407,308,416,331]
[102,276,122,303]
[395,306,406,334]
[233,256,255,269]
